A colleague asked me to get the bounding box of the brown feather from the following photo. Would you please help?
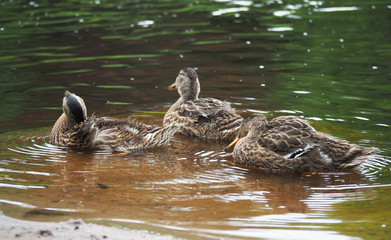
[229,114,377,172]
[164,68,242,141]
[50,92,177,152]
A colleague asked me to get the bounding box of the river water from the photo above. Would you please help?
[0,0,390,239]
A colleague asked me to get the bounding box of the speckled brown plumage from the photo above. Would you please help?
[50,91,177,152]
[163,67,242,141]
[228,114,377,172]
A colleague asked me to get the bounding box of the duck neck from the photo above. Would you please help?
[246,129,261,141]
[247,121,268,141]
[164,98,183,123]
[50,113,78,141]
[179,77,200,102]
[180,88,199,102]
[181,92,198,102]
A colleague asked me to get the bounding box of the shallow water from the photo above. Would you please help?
[0,0,390,239]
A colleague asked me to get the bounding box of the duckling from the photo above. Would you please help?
[163,67,242,141]
[50,91,177,152]
[225,114,377,172]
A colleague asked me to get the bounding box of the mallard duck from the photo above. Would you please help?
[50,91,177,152]
[225,114,377,172]
[163,67,242,141]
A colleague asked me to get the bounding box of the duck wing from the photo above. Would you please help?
[177,97,225,119]
[259,116,316,157]
[180,98,241,126]
[234,139,327,172]
[73,116,132,151]
[87,117,176,151]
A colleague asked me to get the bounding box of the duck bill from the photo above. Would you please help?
[224,136,240,153]
[168,82,177,90]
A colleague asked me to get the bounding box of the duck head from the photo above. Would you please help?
[63,91,87,124]
[169,67,200,101]
[225,114,268,152]
[50,91,88,145]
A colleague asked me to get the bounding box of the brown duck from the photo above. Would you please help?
[225,114,377,172]
[50,91,177,152]
[163,67,242,141]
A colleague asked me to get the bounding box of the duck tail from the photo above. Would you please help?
[338,147,379,170]
[315,135,378,171]
[143,123,178,148]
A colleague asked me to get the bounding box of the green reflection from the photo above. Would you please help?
[96,85,134,89]
[101,64,134,68]
[41,54,160,64]
[27,86,68,92]
[105,101,133,105]
[48,69,94,75]
[331,187,391,239]
[193,40,234,45]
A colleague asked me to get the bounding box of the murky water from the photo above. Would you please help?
[0,0,390,239]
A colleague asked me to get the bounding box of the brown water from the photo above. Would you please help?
[1,0,391,239]
[2,124,389,239]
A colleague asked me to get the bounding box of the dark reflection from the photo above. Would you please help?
[24,209,65,217]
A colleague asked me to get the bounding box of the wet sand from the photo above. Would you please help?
[0,213,178,240]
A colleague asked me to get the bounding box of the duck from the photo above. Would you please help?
[163,67,243,141]
[225,114,377,172]
[50,91,177,152]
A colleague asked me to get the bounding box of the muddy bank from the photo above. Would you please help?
[0,213,178,240]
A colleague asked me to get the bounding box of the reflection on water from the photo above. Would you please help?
[1,126,390,239]
[0,0,391,239]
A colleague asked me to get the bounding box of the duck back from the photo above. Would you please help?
[164,97,242,141]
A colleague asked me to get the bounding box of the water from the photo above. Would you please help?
[0,0,390,239]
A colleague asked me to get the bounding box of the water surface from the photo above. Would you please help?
[0,0,390,239]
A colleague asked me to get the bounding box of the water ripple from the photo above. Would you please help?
[315,7,359,12]
[311,183,391,191]
[0,168,52,176]
[192,227,357,240]
[212,7,249,16]
[0,183,45,189]
[216,190,269,203]
[230,212,341,225]
[149,165,247,190]
[303,192,361,211]
[361,155,391,180]
[0,199,35,208]
[8,143,67,161]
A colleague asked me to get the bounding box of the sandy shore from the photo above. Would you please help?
[0,213,179,240]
